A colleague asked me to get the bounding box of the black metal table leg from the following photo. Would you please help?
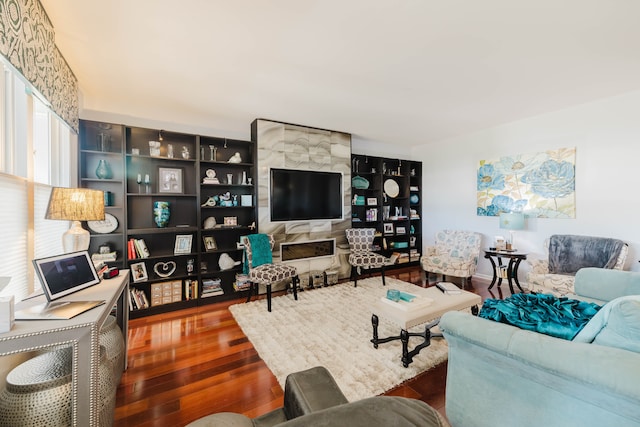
[486,254,498,289]
[512,258,524,292]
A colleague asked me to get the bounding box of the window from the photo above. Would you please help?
[0,55,75,300]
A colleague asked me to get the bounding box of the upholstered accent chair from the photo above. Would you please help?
[242,234,299,312]
[526,235,628,296]
[345,228,388,287]
[420,230,482,288]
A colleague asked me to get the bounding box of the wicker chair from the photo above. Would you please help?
[345,228,388,287]
[242,234,299,312]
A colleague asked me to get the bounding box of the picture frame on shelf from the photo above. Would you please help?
[223,216,238,226]
[383,223,394,234]
[396,226,406,235]
[174,234,193,254]
[158,166,183,194]
[367,197,377,206]
[203,236,217,252]
[131,262,148,283]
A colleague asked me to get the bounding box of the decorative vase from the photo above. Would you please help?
[153,201,170,228]
[95,159,112,179]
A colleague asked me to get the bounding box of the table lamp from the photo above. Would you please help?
[499,212,525,250]
[45,188,105,253]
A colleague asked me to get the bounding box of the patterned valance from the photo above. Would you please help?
[0,0,79,132]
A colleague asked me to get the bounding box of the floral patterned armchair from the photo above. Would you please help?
[526,237,628,296]
[420,230,482,288]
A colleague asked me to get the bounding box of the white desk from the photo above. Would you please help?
[0,271,129,427]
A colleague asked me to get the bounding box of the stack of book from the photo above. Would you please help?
[184,279,199,300]
[202,278,224,297]
[91,251,118,263]
[234,274,251,292]
[436,282,462,295]
[129,287,149,310]
[127,238,150,260]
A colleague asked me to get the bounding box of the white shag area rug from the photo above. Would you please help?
[228,277,449,401]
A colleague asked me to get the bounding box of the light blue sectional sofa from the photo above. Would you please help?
[440,268,640,427]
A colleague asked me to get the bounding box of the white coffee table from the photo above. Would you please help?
[371,285,481,367]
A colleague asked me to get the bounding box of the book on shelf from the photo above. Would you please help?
[436,282,462,295]
[184,279,199,300]
[127,238,150,259]
[129,287,149,310]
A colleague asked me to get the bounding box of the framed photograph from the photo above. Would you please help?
[224,216,238,226]
[174,234,193,254]
[396,226,406,235]
[383,223,394,234]
[367,197,377,206]
[131,262,148,283]
[158,167,183,194]
[203,236,217,252]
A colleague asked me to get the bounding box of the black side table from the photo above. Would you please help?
[484,249,527,293]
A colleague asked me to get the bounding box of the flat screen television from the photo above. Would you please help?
[270,168,343,222]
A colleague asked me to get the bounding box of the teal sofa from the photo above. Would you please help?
[440,268,640,427]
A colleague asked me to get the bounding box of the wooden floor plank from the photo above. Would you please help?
[115,267,507,426]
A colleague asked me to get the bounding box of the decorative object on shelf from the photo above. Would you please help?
[167,144,174,158]
[204,217,217,229]
[144,174,151,193]
[248,177,253,185]
[131,148,140,155]
[181,146,190,159]
[410,194,420,205]
[131,262,148,282]
[45,187,105,252]
[187,259,194,274]
[203,236,217,251]
[383,223,394,234]
[153,201,170,228]
[153,261,177,278]
[158,167,183,194]
[209,145,217,161]
[200,261,208,272]
[202,169,220,184]
[218,253,240,270]
[103,191,113,206]
[228,152,242,163]
[218,192,233,206]
[95,159,113,179]
[174,234,193,254]
[352,175,369,189]
[241,195,252,206]
[149,140,161,157]
[98,243,112,254]
[201,196,217,207]
[383,179,399,198]
[227,173,233,184]
[382,205,391,220]
[241,171,248,185]
[87,212,119,234]
[97,133,111,152]
[136,174,143,193]
[367,197,377,206]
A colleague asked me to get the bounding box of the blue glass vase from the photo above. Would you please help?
[153,201,170,228]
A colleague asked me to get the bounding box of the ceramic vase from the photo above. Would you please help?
[153,201,170,228]
[95,159,113,179]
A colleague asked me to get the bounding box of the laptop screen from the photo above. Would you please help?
[33,251,101,301]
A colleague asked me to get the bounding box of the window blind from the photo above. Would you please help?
[0,173,29,300]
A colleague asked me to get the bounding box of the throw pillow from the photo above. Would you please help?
[573,295,640,354]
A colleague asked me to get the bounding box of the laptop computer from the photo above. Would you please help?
[15,251,105,320]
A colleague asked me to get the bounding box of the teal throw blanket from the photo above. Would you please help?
[243,234,272,274]
[479,293,601,340]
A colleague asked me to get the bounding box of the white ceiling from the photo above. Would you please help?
[40,0,640,146]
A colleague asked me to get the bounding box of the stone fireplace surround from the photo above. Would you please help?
[251,119,352,280]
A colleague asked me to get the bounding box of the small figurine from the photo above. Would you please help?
[228,152,242,163]
[181,146,190,159]
[201,196,217,207]
[219,253,241,270]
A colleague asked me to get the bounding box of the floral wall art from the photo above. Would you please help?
[477,147,576,218]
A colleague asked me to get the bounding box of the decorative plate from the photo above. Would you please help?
[410,194,420,204]
[87,213,118,234]
[384,179,400,198]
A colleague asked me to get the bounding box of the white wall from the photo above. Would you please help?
[408,90,640,280]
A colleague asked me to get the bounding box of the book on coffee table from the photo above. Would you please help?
[436,282,462,295]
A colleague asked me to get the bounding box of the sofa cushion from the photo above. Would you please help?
[573,295,640,353]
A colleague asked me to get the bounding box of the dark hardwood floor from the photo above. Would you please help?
[115,267,514,426]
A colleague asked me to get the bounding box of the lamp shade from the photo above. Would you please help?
[45,188,105,253]
[499,212,525,231]
[45,188,105,221]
